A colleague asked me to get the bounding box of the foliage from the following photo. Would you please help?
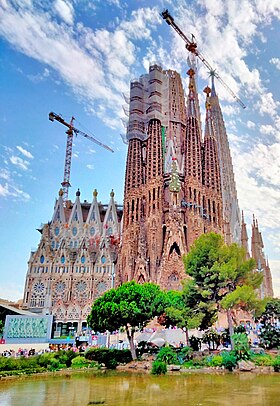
[251,354,274,366]
[151,360,167,375]
[178,346,193,362]
[54,350,79,367]
[156,347,178,365]
[71,355,91,368]
[183,233,261,345]
[87,281,166,359]
[207,355,223,367]
[202,329,221,351]
[221,285,264,316]
[220,351,237,371]
[257,298,280,349]
[189,336,202,351]
[48,357,65,371]
[232,333,251,361]
[272,356,280,372]
[0,320,4,337]
[85,348,132,369]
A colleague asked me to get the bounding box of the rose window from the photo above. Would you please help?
[76,281,87,293]
[55,281,66,293]
[33,281,45,294]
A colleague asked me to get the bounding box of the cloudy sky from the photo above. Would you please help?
[0,0,279,300]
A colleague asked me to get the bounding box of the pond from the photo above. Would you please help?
[0,371,279,406]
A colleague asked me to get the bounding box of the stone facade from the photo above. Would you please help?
[22,189,122,334]
[118,65,235,289]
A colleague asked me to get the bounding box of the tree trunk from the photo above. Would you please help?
[227,309,234,350]
[185,328,190,347]
[126,325,137,360]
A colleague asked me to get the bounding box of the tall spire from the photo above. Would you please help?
[241,210,249,259]
[209,75,241,243]
[203,86,221,193]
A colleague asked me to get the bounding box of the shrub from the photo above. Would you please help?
[151,360,167,375]
[48,357,64,371]
[178,346,193,361]
[208,355,223,367]
[273,356,280,372]
[232,333,251,361]
[54,350,78,367]
[221,351,237,371]
[85,348,132,369]
[251,354,274,366]
[71,355,89,369]
[37,353,56,368]
[0,357,18,371]
[156,347,178,365]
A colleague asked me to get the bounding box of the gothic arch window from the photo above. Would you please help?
[169,242,181,257]
[138,274,145,284]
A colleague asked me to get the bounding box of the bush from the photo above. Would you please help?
[71,355,89,369]
[156,347,178,365]
[85,348,132,369]
[0,357,18,371]
[251,354,274,366]
[48,357,65,371]
[232,333,251,361]
[221,351,237,371]
[151,360,167,375]
[37,353,56,368]
[273,356,280,372]
[207,355,223,367]
[178,346,193,362]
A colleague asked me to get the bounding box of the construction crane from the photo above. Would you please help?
[161,9,246,109]
[49,111,114,202]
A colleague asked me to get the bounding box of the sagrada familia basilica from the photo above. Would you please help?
[22,64,273,335]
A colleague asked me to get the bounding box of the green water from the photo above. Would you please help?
[0,371,279,406]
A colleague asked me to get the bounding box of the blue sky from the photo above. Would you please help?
[0,0,279,301]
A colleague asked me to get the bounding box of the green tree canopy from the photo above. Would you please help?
[256,298,280,349]
[183,232,262,346]
[87,281,166,359]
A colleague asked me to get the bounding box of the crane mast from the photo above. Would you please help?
[49,111,113,203]
[161,9,246,109]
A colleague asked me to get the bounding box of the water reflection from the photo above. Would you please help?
[0,372,279,406]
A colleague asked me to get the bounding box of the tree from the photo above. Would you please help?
[256,298,280,349]
[183,233,262,348]
[87,281,165,360]
[158,286,204,346]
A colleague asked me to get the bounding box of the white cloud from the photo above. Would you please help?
[0,183,10,197]
[246,120,255,129]
[0,168,10,180]
[54,0,74,25]
[9,156,29,171]
[16,145,34,159]
[86,164,94,170]
[0,182,30,200]
[270,57,280,70]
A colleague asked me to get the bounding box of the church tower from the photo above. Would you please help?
[119,64,227,289]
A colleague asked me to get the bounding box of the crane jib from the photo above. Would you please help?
[161,9,246,109]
